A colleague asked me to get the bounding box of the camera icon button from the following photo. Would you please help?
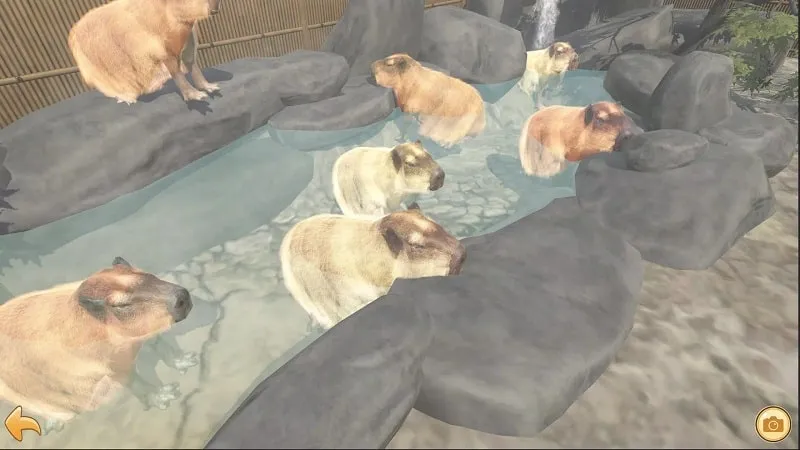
[755,405,792,443]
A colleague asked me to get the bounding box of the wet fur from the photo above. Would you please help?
[519,102,634,178]
[372,54,485,148]
[68,0,220,104]
[519,42,579,98]
[280,207,465,329]
[332,141,444,217]
[0,258,191,425]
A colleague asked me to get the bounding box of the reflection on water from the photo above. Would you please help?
[0,69,612,448]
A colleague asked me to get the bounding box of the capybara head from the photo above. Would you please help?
[582,101,643,152]
[377,204,466,277]
[371,53,420,88]
[547,42,579,71]
[391,140,445,192]
[75,257,193,340]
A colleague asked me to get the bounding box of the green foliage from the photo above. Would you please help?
[720,5,798,99]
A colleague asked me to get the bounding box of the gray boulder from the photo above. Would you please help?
[649,51,733,132]
[557,6,674,70]
[699,108,798,178]
[465,0,527,27]
[419,6,527,84]
[205,288,433,449]
[322,0,425,76]
[387,197,642,437]
[621,129,707,172]
[603,50,680,117]
[0,65,287,235]
[576,132,775,270]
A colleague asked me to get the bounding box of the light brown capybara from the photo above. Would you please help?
[0,257,193,427]
[332,140,445,217]
[519,41,580,96]
[371,53,486,148]
[280,204,466,329]
[68,0,222,104]
[519,101,643,178]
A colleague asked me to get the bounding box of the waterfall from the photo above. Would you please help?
[532,0,561,50]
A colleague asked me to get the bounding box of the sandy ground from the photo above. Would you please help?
[389,62,799,449]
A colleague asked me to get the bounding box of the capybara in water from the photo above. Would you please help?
[518,41,579,97]
[280,204,466,329]
[519,101,643,178]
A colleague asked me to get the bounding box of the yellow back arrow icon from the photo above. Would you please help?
[5,406,41,442]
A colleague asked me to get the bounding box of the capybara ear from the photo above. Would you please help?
[390,146,403,171]
[78,295,107,319]
[407,202,422,212]
[379,219,404,256]
[113,256,131,267]
[548,44,556,58]
[584,104,594,126]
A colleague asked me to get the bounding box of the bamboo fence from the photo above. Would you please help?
[0,0,464,129]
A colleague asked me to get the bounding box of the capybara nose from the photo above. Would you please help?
[613,123,643,151]
[171,287,193,322]
[429,168,445,191]
[210,9,219,15]
[449,246,467,275]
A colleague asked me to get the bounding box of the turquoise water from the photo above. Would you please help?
[0,69,613,448]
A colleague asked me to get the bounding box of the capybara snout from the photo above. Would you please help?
[429,167,445,191]
[613,119,644,151]
[208,0,222,15]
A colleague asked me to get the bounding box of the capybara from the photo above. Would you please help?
[0,257,193,427]
[280,204,466,329]
[518,41,579,97]
[332,141,445,217]
[371,53,485,148]
[68,0,222,104]
[519,101,643,178]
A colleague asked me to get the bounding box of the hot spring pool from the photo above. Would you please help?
[0,69,615,448]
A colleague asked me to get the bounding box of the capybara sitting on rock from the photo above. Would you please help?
[372,53,486,148]
[519,101,643,178]
[332,140,445,217]
[0,257,193,430]
[280,204,466,329]
[68,0,222,104]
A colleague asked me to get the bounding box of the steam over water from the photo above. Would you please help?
[533,0,560,49]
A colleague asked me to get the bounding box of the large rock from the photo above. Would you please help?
[557,6,674,70]
[621,129,707,172]
[322,0,425,76]
[465,0,528,28]
[603,50,680,117]
[419,6,527,84]
[386,197,643,437]
[205,289,433,449]
[576,130,775,270]
[648,51,733,132]
[0,70,284,235]
[699,109,798,178]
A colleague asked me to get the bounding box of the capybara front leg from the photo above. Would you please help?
[150,334,199,375]
[164,56,207,102]
[181,26,219,94]
[128,370,181,410]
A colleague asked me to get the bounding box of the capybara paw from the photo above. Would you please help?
[172,351,200,374]
[182,89,208,102]
[200,82,220,93]
[115,97,137,105]
[145,383,181,410]
[40,418,65,435]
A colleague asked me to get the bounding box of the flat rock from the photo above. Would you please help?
[575,142,775,270]
[558,6,674,70]
[267,84,396,150]
[385,197,643,437]
[649,51,733,132]
[205,289,433,449]
[420,6,527,84]
[699,108,797,178]
[0,64,286,235]
[603,50,681,117]
[322,0,425,76]
[621,129,707,172]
